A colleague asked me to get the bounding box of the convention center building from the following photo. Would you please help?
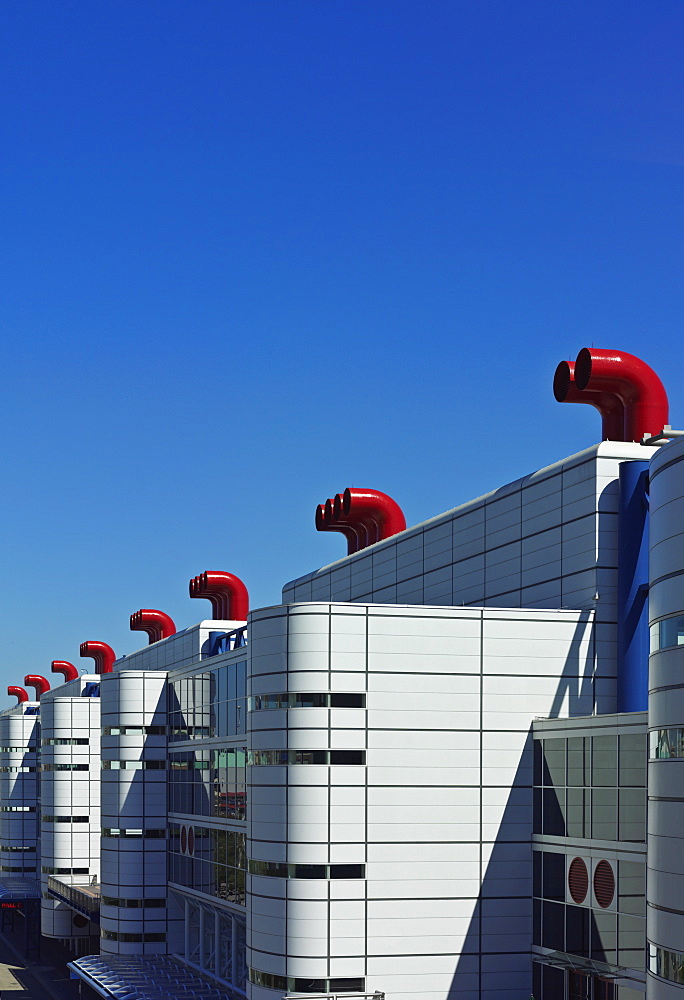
[0,347,683,1000]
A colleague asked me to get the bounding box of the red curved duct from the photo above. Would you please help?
[315,488,405,554]
[574,348,669,442]
[51,660,79,683]
[130,609,176,644]
[8,686,28,704]
[327,496,366,553]
[342,488,406,542]
[553,360,626,441]
[188,572,249,620]
[24,675,50,701]
[80,641,116,675]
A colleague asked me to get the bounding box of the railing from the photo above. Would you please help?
[285,994,384,1000]
[211,627,248,656]
[47,876,100,922]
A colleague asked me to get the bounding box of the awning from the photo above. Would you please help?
[68,954,243,1000]
[0,877,41,900]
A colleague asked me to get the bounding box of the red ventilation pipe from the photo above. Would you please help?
[553,360,626,441]
[342,488,406,541]
[130,609,176,644]
[315,487,406,555]
[8,686,28,704]
[51,660,79,683]
[333,493,375,547]
[80,641,116,675]
[327,496,367,553]
[189,572,249,620]
[574,348,669,442]
[24,675,50,701]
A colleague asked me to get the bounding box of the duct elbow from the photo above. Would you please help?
[189,572,249,621]
[51,660,79,683]
[8,686,28,704]
[130,609,176,644]
[553,359,626,441]
[24,675,50,700]
[80,641,116,675]
[574,348,669,442]
[343,488,406,541]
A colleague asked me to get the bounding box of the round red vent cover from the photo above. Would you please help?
[180,825,187,854]
[593,860,615,908]
[188,826,195,856]
[568,857,589,904]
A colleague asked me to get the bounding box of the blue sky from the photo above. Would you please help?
[1,1,683,688]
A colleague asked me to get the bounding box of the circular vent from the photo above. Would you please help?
[180,825,187,854]
[188,826,195,856]
[593,860,615,908]
[568,857,589,904]
[73,914,88,928]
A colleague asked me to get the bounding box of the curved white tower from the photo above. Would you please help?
[648,436,684,995]
[0,701,39,877]
[39,676,101,943]
[99,669,182,956]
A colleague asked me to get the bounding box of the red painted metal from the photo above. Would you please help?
[315,488,405,554]
[7,686,28,704]
[593,859,615,908]
[553,360,626,441]
[315,498,358,555]
[51,660,79,683]
[80,641,116,675]
[130,609,176,644]
[23,675,50,701]
[328,495,365,554]
[574,348,669,442]
[188,572,249,620]
[342,488,406,543]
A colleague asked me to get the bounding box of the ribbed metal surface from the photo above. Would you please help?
[593,859,615,908]
[568,857,588,904]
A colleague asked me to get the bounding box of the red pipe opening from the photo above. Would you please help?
[51,660,79,683]
[553,360,626,441]
[8,686,28,704]
[24,675,50,701]
[80,641,116,675]
[342,488,406,542]
[188,572,249,620]
[130,609,176,644]
[574,348,669,442]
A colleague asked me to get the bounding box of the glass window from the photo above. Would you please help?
[659,614,684,650]
[619,733,646,786]
[592,735,617,786]
[566,787,590,839]
[543,787,566,836]
[533,851,541,897]
[542,738,565,786]
[618,913,645,968]
[541,900,564,952]
[533,739,543,786]
[565,904,590,958]
[567,736,589,786]
[591,910,617,963]
[542,852,565,901]
[591,787,617,841]
[618,788,645,842]
[618,861,645,916]
[650,727,684,759]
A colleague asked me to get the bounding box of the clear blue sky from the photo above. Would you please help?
[1,0,683,689]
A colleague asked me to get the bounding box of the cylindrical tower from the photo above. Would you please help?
[99,670,182,956]
[0,701,39,877]
[39,676,101,943]
[648,436,684,995]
